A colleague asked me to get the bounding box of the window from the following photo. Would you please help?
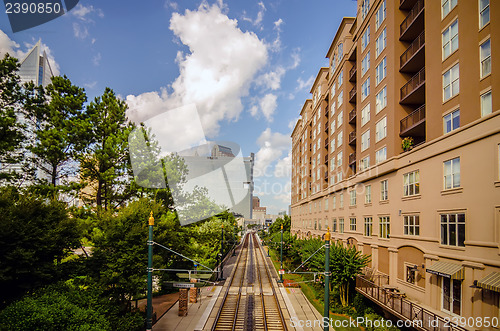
[375,57,386,85]
[361,130,370,151]
[364,217,373,236]
[350,217,357,231]
[375,117,387,141]
[339,193,344,208]
[338,90,343,106]
[376,86,387,113]
[375,147,387,164]
[337,172,343,183]
[443,109,460,133]
[479,0,490,28]
[480,39,491,78]
[350,190,356,206]
[442,0,457,18]
[380,179,388,201]
[325,198,328,210]
[361,0,370,19]
[337,131,343,148]
[375,28,386,57]
[444,157,460,189]
[362,77,370,100]
[361,51,370,76]
[338,43,344,60]
[443,63,459,101]
[404,215,420,236]
[481,90,492,117]
[332,195,336,209]
[361,104,370,126]
[403,170,420,196]
[331,82,336,97]
[337,151,343,167]
[338,71,343,87]
[333,218,337,232]
[337,111,343,128]
[375,0,386,29]
[362,26,370,52]
[330,120,336,132]
[339,218,344,233]
[330,139,336,153]
[440,213,465,246]
[360,156,370,171]
[442,278,462,315]
[379,216,390,238]
[365,185,372,204]
[406,265,417,284]
[442,20,458,59]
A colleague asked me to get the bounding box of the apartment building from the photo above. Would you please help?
[291,0,500,325]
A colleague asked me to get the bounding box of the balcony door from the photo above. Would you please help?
[442,277,461,315]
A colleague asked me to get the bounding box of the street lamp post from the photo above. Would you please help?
[323,227,331,331]
[146,212,154,331]
[219,224,224,280]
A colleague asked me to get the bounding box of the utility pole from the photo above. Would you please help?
[146,212,154,331]
[278,223,284,283]
[323,227,331,331]
[219,224,224,280]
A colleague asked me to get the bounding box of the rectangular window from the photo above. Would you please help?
[480,39,491,78]
[361,0,370,19]
[481,91,492,117]
[403,170,420,196]
[365,185,372,204]
[359,156,370,171]
[375,57,387,85]
[440,213,465,246]
[331,83,336,97]
[375,147,387,164]
[337,111,343,128]
[375,116,387,141]
[375,0,386,30]
[443,63,459,101]
[338,43,344,60]
[444,157,460,189]
[361,51,370,76]
[380,179,388,201]
[404,215,420,236]
[379,216,390,239]
[350,217,357,231]
[443,109,460,133]
[337,131,343,148]
[337,151,343,168]
[406,265,417,284]
[339,193,344,208]
[442,278,462,315]
[333,218,337,232]
[364,217,373,236]
[376,86,387,113]
[338,71,343,87]
[442,0,457,18]
[332,195,336,209]
[325,198,328,210]
[362,26,370,51]
[479,0,490,28]
[331,119,336,132]
[361,104,370,126]
[337,172,343,182]
[339,218,344,233]
[361,77,370,101]
[375,28,386,57]
[338,90,343,106]
[350,190,356,206]
[361,130,370,151]
[442,20,458,59]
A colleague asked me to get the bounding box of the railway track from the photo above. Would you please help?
[212,232,286,331]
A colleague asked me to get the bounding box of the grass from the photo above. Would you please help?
[265,246,362,331]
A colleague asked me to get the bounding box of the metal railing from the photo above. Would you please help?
[349,152,356,165]
[401,67,425,101]
[348,130,356,144]
[400,31,425,68]
[349,65,357,81]
[400,0,424,37]
[356,276,467,331]
[400,104,425,133]
[349,108,357,123]
[349,85,357,101]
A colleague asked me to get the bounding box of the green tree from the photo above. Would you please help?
[268,214,291,236]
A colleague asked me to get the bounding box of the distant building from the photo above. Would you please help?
[211,144,235,157]
[18,40,54,88]
[252,196,267,220]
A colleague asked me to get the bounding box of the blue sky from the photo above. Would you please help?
[0,0,357,214]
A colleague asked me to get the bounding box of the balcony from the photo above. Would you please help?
[349,85,357,103]
[400,0,424,41]
[348,152,356,166]
[325,122,329,132]
[400,104,425,137]
[348,108,357,124]
[400,31,425,73]
[400,67,425,104]
[324,155,328,163]
[324,138,329,147]
[348,131,357,145]
[349,65,357,82]
[356,276,467,331]
[399,0,418,10]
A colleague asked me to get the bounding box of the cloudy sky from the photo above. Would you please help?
[0,0,357,214]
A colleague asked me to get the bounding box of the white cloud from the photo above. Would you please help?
[288,117,300,130]
[71,4,104,41]
[242,1,266,28]
[0,30,22,59]
[73,22,89,39]
[274,150,291,178]
[259,93,277,122]
[164,1,179,10]
[290,48,301,69]
[257,66,285,90]
[92,52,101,66]
[84,81,97,89]
[126,2,268,146]
[254,128,290,178]
[296,75,314,91]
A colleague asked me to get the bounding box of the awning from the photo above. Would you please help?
[477,272,500,292]
[426,261,464,279]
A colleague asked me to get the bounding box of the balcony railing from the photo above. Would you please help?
[400,0,424,38]
[400,67,425,102]
[324,138,328,147]
[324,155,328,163]
[348,131,357,145]
[400,104,425,134]
[349,65,357,82]
[325,122,329,132]
[348,152,356,165]
[356,276,467,331]
[349,108,357,124]
[400,31,425,69]
[349,85,357,103]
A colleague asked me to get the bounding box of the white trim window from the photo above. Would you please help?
[349,190,356,206]
[362,26,370,51]
[365,185,372,204]
[479,0,490,28]
[339,217,344,233]
[379,216,390,238]
[442,0,457,18]
[440,213,465,247]
[330,119,336,132]
[403,170,420,196]
[376,86,387,113]
[361,0,370,19]
[481,90,492,117]
[364,217,373,236]
[361,104,370,126]
[443,109,460,133]
[375,147,387,164]
[443,63,459,101]
[331,83,336,98]
[338,71,343,87]
[361,51,370,76]
[442,20,458,59]
[375,116,387,141]
[375,28,387,57]
[361,130,370,152]
[350,217,357,231]
[338,43,344,61]
[404,215,420,236]
[444,157,460,189]
[361,77,370,101]
[480,39,491,78]
[375,57,387,85]
[337,111,343,128]
[337,151,343,168]
[380,179,388,201]
[359,156,370,171]
[338,90,343,107]
[337,130,343,148]
[375,0,386,30]
[332,218,337,232]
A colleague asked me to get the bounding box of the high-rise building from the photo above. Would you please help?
[18,40,54,88]
[291,0,499,324]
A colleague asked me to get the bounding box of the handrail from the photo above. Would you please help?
[349,85,357,101]
[400,0,424,37]
[349,108,357,123]
[400,104,425,133]
[400,30,425,68]
[349,65,357,80]
[401,67,425,101]
[348,130,356,144]
[349,152,356,165]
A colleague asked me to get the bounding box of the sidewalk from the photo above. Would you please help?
[137,292,179,322]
